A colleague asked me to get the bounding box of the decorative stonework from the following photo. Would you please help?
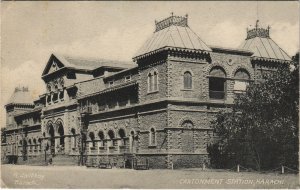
[155,14,188,32]
[246,20,270,40]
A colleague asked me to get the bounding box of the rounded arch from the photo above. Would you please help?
[71,128,76,135]
[33,138,37,144]
[130,129,136,137]
[178,117,196,128]
[108,130,115,140]
[181,69,194,76]
[98,130,105,140]
[205,63,230,78]
[89,132,95,141]
[209,66,227,78]
[118,128,126,138]
[233,68,251,80]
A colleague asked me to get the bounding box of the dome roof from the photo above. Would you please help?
[133,15,211,59]
[238,21,291,61]
[6,87,34,106]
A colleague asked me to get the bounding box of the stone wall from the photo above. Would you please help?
[139,61,168,103]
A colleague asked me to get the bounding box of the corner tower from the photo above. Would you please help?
[239,20,291,81]
[5,87,34,129]
[134,14,212,103]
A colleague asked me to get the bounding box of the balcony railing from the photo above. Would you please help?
[209,90,225,100]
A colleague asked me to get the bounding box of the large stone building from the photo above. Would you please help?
[1,15,291,168]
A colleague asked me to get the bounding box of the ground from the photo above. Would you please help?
[1,165,299,189]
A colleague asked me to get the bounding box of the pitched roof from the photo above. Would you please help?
[133,15,211,59]
[238,23,291,61]
[42,53,135,76]
[6,87,34,106]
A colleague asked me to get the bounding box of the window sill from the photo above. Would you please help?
[181,89,193,91]
[147,90,159,95]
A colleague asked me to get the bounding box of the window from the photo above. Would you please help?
[149,128,156,145]
[108,130,116,147]
[234,69,250,93]
[153,71,158,91]
[59,90,64,100]
[181,120,193,128]
[98,131,105,147]
[89,132,95,148]
[148,73,153,92]
[148,71,158,92]
[209,67,226,99]
[183,71,192,89]
[108,81,114,87]
[118,129,126,146]
[71,128,76,149]
[125,75,131,82]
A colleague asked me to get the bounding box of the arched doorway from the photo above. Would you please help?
[57,122,65,153]
[130,131,136,153]
[48,124,55,155]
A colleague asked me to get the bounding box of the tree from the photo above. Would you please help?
[210,53,299,170]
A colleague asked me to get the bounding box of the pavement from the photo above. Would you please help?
[1,164,299,189]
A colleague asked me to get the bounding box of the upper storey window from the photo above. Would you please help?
[148,70,158,93]
[209,67,226,100]
[125,75,131,82]
[108,81,114,87]
[183,71,192,89]
[234,69,250,93]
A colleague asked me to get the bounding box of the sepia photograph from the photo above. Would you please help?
[1,1,299,189]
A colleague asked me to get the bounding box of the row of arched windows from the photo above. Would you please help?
[147,67,250,97]
[209,67,250,99]
[148,71,158,92]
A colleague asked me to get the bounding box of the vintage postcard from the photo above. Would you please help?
[1,1,299,189]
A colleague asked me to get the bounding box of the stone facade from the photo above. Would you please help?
[1,15,291,168]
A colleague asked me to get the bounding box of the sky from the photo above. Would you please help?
[1,1,299,127]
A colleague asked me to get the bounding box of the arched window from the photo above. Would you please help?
[148,70,158,92]
[118,129,126,146]
[181,120,194,128]
[209,67,226,99]
[28,139,32,151]
[98,131,105,147]
[234,69,250,93]
[108,130,116,147]
[183,71,192,89]
[57,122,64,147]
[71,128,76,149]
[89,132,95,148]
[33,139,37,150]
[149,128,156,145]
[148,73,153,92]
[153,71,158,91]
[38,138,42,150]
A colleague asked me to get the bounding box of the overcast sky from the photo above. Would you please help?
[1,1,299,127]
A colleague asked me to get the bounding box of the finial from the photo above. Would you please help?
[267,25,270,30]
[155,20,157,24]
[185,14,188,18]
[255,20,259,29]
[171,12,174,16]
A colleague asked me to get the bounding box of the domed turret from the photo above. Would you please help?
[239,20,291,62]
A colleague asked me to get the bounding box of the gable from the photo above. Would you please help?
[42,54,65,76]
